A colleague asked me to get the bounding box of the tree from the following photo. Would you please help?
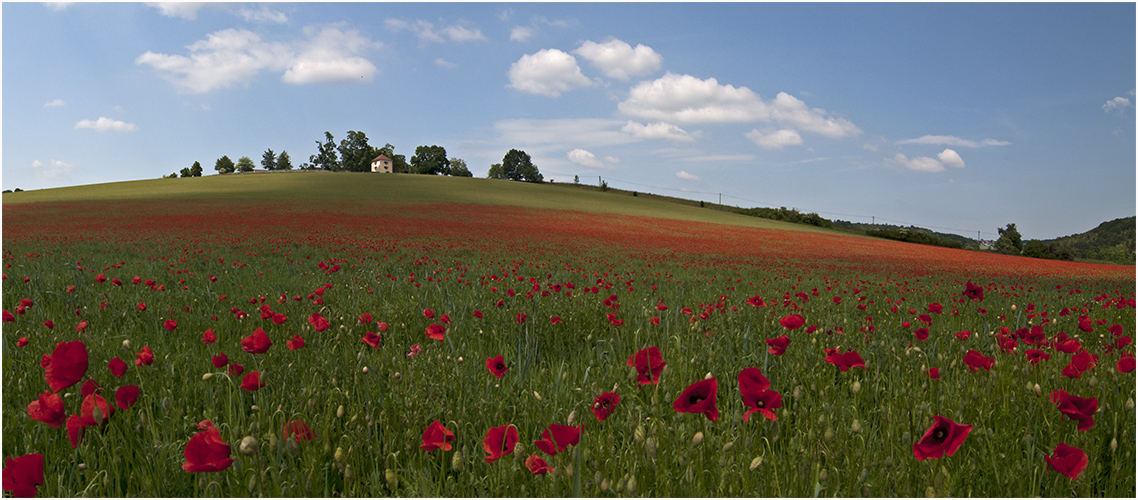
[574,175,580,185]
[448,157,472,177]
[994,223,1023,255]
[214,155,235,174]
[502,149,541,183]
[276,151,293,171]
[310,131,340,170]
[179,167,192,178]
[338,131,377,172]
[237,156,256,173]
[487,163,504,179]
[261,149,277,171]
[190,161,203,177]
[410,145,449,175]
[376,143,410,173]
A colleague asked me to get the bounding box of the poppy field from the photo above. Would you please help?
[2,183,1135,497]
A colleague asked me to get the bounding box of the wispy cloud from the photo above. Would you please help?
[622,121,697,143]
[675,170,700,181]
[1102,96,1132,114]
[43,99,65,107]
[384,18,486,44]
[238,5,288,24]
[75,117,138,132]
[896,135,1010,147]
[745,128,803,150]
[435,58,458,69]
[891,150,965,173]
[30,159,75,178]
[146,2,205,20]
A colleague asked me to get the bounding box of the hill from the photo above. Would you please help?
[1046,216,1136,265]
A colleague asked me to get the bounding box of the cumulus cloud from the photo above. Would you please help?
[619,73,769,124]
[574,39,662,81]
[675,170,700,181]
[936,148,965,169]
[239,5,288,24]
[146,2,205,20]
[43,3,73,12]
[745,128,803,150]
[768,92,860,138]
[75,117,138,132]
[896,135,1010,147]
[1103,96,1132,114]
[137,27,379,93]
[385,18,485,44]
[510,26,534,42]
[31,159,76,179]
[621,121,696,142]
[566,148,611,169]
[508,49,593,97]
[891,153,946,173]
[43,99,65,107]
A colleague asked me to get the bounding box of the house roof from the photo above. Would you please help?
[372,154,391,162]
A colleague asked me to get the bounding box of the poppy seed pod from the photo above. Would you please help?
[202,373,212,381]
[851,380,861,394]
[626,475,636,494]
[600,478,610,491]
[385,469,397,489]
[691,431,704,447]
[239,436,258,456]
[451,450,464,472]
[645,437,657,458]
[284,438,299,457]
[122,339,131,349]
[567,410,576,426]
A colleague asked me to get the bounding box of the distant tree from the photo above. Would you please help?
[190,161,203,177]
[574,175,580,185]
[994,223,1023,255]
[376,143,410,173]
[487,163,504,179]
[261,149,277,171]
[502,149,541,183]
[165,172,179,179]
[276,151,293,171]
[310,131,341,170]
[236,156,256,172]
[448,157,472,177]
[410,145,449,175]
[214,155,236,174]
[179,167,192,178]
[338,131,378,172]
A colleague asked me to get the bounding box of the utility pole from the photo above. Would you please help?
[719,193,722,205]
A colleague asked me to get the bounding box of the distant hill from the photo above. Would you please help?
[830,220,981,250]
[1045,216,1135,265]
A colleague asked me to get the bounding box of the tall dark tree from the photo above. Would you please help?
[502,149,541,183]
[190,161,203,177]
[410,145,450,175]
[236,156,255,172]
[261,149,277,171]
[448,157,472,177]
[487,163,504,179]
[310,131,341,170]
[338,131,377,172]
[376,143,410,173]
[276,151,293,171]
[994,223,1023,255]
[214,155,235,174]
[179,167,192,178]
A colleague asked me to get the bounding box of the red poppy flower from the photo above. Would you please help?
[201,328,217,344]
[26,391,66,428]
[362,331,381,349]
[286,334,305,350]
[525,454,553,475]
[1109,324,1124,336]
[627,346,666,385]
[778,314,805,330]
[425,323,446,342]
[746,295,766,308]
[408,344,422,357]
[1118,354,1136,373]
[1054,335,1081,354]
[550,316,562,325]
[1045,442,1088,480]
[80,379,101,398]
[1021,326,1047,346]
[483,424,519,463]
[516,312,527,324]
[473,310,483,319]
[81,392,114,425]
[927,367,940,379]
[212,353,228,368]
[136,302,147,311]
[358,312,373,325]
[271,313,288,325]
[927,303,943,314]
[378,321,388,332]
[42,320,53,330]
[673,378,719,421]
[823,349,866,372]
[1077,318,1094,333]
[283,420,314,441]
[164,319,178,332]
[115,385,139,410]
[592,392,620,421]
[182,426,234,473]
[1061,351,1097,379]
[66,413,96,447]
[2,453,44,498]
[963,350,994,372]
[914,328,929,342]
[105,357,127,377]
[44,340,88,393]
[533,424,581,456]
[228,363,244,376]
[486,355,508,379]
[1025,349,1050,365]
[307,313,330,332]
[440,314,451,324]
[997,334,1018,353]
[1050,390,1098,431]
[765,335,790,356]
[241,371,264,391]
[649,316,660,325]
[135,345,154,366]
[75,320,88,333]
[95,273,107,284]
[422,308,435,319]
[912,415,972,460]
[963,281,984,301]
[420,420,455,452]
[240,328,272,354]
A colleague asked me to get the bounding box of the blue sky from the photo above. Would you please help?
[3,2,1134,240]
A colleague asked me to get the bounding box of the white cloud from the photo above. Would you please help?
[239,5,288,24]
[1103,96,1132,114]
[675,170,700,181]
[43,3,72,12]
[574,39,662,81]
[619,73,769,124]
[510,26,534,42]
[435,58,457,68]
[282,26,378,85]
[896,135,1010,147]
[768,92,860,138]
[43,99,65,107]
[621,121,696,142]
[567,149,610,169]
[936,148,965,169]
[30,159,75,179]
[746,128,803,150]
[385,18,485,44]
[75,117,138,132]
[146,2,205,20]
[892,153,945,173]
[507,49,593,97]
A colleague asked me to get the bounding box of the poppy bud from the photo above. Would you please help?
[1088,376,1098,388]
[626,475,636,494]
[122,339,131,349]
[600,478,610,491]
[451,450,464,472]
[392,372,400,381]
[344,465,354,482]
[239,436,259,456]
[749,456,763,471]
[634,424,645,443]
[1033,384,1042,397]
[337,405,345,418]
[385,469,397,489]
[565,463,574,477]
[457,357,464,363]
[691,431,704,447]
[251,405,259,412]
[1127,398,1134,410]
[78,463,88,471]
[819,469,829,482]
[684,466,694,483]
[851,419,862,434]
[567,410,576,426]
[533,391,542,400]
[722,441,734,453]
[645,437,657,458]
[704,371,713,380]
[203,373,213,381]
[793,386,802,401]
[823,428,834,442]
[851,380,861,394]
[362,366,369,374]
[925,486,936,498]
[284,438,299,457]
[858,469,869,484]
[334,447,345,465]
[615,476,626,492]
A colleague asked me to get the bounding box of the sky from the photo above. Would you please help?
[3,2,1135,240]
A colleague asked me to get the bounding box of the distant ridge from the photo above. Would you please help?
[1046,216,1136,265]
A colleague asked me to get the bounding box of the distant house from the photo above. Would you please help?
[371,154,393,173]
